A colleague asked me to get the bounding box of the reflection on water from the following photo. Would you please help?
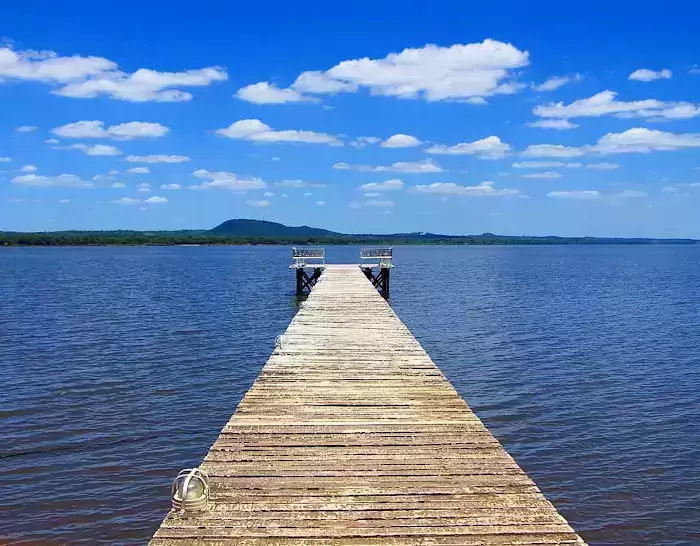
[1,245,699,545]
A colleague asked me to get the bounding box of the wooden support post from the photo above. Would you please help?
[295,268,304,297]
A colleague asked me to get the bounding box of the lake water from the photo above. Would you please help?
[1,246,699,545]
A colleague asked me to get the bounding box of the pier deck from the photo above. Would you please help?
[151,264,584,545]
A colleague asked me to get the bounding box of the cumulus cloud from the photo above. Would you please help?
[0,44,226,102]
[629,68,672,82]
[380,134,422,148]
[160,183,181,190]
[426,136,510,159]
[548,189,647,200]
[216,119,342,146]
[349,136,381,148]
[527,119,579,130]
[112,182,126,188]
[521,144,585,158]
[125,154,190,163]
[143,195,167,204]
[189,169,267,191]
[547,190,601,200]
[411,180,520,197]
[247,199,270,207]
[127,167,150,174]
[21,164,37,172]
[333,159,444,173]
[12,173,92,187]
[534,90,700,121]
[533,74,582,92]
[235,82,317,104]
[52,120,169,140]
[358,179,404,191]
[112,197,141,205]
[59,143,122,156]
[592,128,700,154]
[0,156,11,162]
[137,183,152,193]
[274,179,326,188]
[15,125,38,133]
[587,162,619,170]
[315,200,326,206]
[237,39,528,103]
[513,161,582,168]
[522,171,562,179]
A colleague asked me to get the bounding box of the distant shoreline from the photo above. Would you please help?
[2,236,699,247]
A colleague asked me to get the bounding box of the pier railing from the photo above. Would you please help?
[291,247,325,268]
[360,247,393,268]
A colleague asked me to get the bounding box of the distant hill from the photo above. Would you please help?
[209,219,340,238]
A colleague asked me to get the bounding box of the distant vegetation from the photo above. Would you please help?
[1,220,698,246]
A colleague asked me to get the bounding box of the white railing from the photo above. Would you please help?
[292,247,325,268]
[360,247,393,268]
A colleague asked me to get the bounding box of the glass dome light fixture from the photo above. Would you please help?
[171,467,209,513]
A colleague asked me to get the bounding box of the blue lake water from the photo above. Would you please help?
[1,245,699,545]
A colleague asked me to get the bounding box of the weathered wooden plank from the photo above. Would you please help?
[150,265,585,545]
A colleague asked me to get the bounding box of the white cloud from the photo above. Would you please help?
[380,134,421,148]
[534,90,700,121]
[15,125,38,133]
[303,192,312,197]
[61,143,122,156]
[592,128,700,154]
[411,180,520,197]
[160,183,181,190]
[137,183,152,193]
[112,197,141,205]
[274,179,326,189]
[349,136,381,148]
[610,189,648,198]
[333,159,444,173]
[513,161,582,168]
[144,195,167,204]
[547,190,601,200]
[527,119,579,130]
[263,191,275,197]
[52,120,169,140]
[93,174,115,182]
[521,144,585,158]
[108,169,120,175]
[522,171,562,179]
[216,119,342,146]
[235,82,316,104]
[587,162,619,170]
[21,164,37,172]
[315,200,326,206]
[127,167,150,174]
[112,182,126,188]
[363,192,381,198]
[55,68,227,102]
[629,68,672,82]
[247,199,270,207]
[59,199,70,204]
[426,136,510,159]
[12,173,92,187]
[365,199,394,207]
[189,169,267,191]
[125,154,190,163]
[0,45,227,102]
[282,40,529,102]
[358,179,404,191]
[533,74,582,92]
[0,157,12,162]
[44,138,59,145]
[271,156,281,162]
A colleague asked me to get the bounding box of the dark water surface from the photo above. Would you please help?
[1,246,699,545]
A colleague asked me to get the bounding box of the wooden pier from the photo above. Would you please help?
[151,264,585,545]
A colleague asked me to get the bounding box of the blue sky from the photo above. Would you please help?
[1,1,699,237]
